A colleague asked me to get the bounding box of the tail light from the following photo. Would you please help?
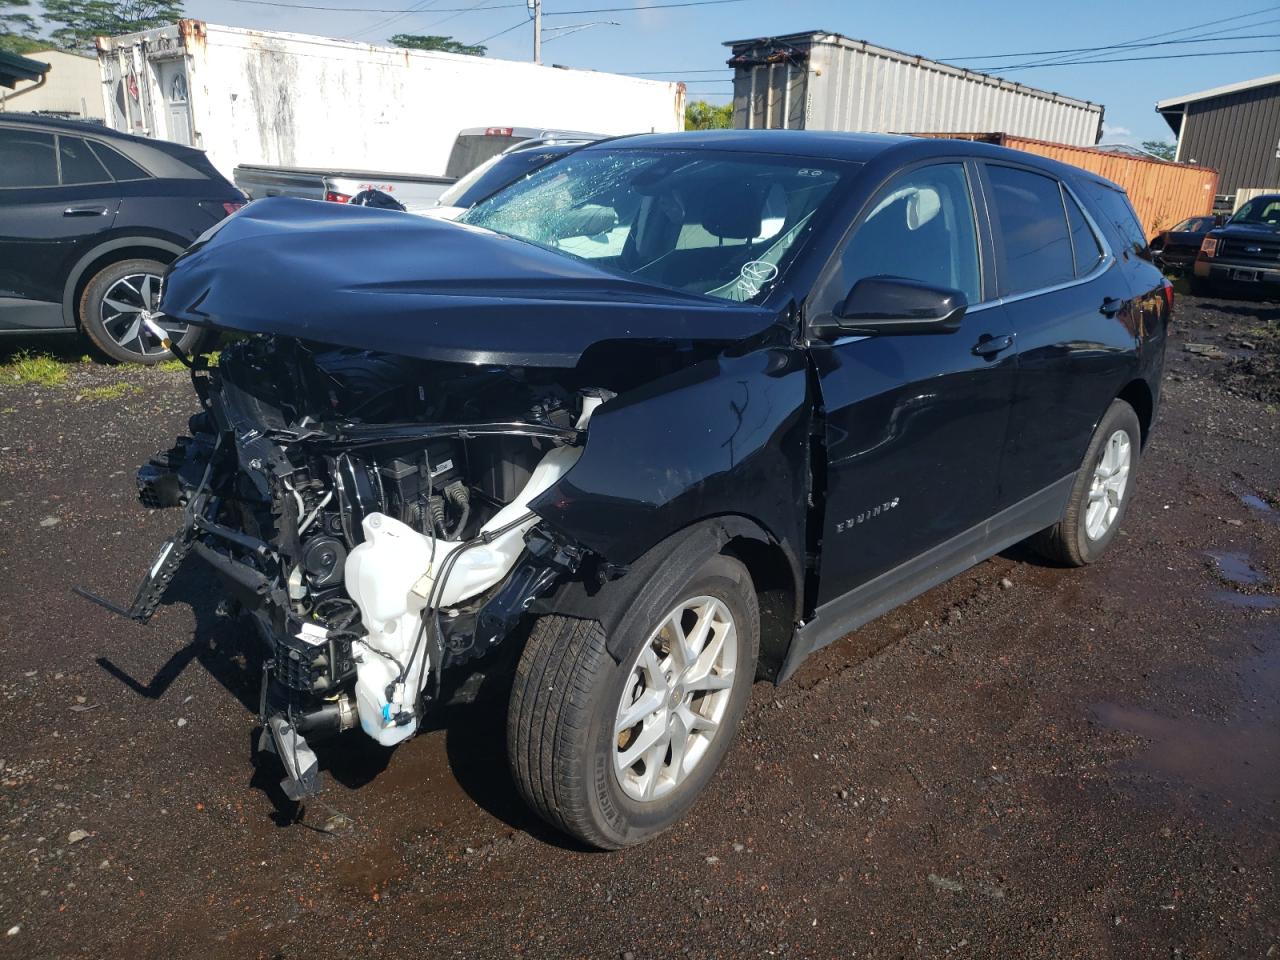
[1200,236,1218,258]
[1162,277,1174,314]
[222,201,245,216]
[325,190,352,203]
[485,127,514,137]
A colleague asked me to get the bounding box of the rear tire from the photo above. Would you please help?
[79,258,205,364]
[508,550,759,849]
[1030,399,1141,567]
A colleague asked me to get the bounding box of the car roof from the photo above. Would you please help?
[0,112,229,184]
[590,129,1125,193]
[595,129,909,163]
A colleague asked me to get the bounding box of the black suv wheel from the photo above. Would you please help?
[79,258,205,364]
[508,548,759,849]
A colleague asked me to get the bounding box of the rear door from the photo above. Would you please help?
[0,128,121,330]
[807,159,1017,603]
[981,162,1140,507]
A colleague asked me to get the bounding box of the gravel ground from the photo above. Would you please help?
[0,294,1277,960]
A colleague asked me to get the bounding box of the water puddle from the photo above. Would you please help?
[1206,550,1269,587]
[1092,642,1280,815]
[1213,590,1280,610]
[1240,492,1273,514]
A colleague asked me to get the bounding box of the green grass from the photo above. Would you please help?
[1,351,69,387]
[78,383,144,402]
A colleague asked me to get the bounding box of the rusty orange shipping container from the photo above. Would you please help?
[910,132,1219,239]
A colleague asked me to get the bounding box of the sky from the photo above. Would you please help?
[178,0,1280,144]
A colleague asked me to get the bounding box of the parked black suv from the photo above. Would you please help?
[0,114,245,363]
[1191,192,1280,297]
[92,131,1169,848]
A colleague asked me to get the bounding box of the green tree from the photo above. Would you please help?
[684,99,733,131]
[40,0,183,52]
[0,0,42,53]
[389,33,486,56]
[1141,139,1176,162]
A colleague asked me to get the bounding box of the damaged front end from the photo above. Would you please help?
[100,337,608,800]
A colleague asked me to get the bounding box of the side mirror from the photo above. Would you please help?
[813,276,968,338]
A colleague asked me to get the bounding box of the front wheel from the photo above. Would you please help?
[1030,398,1141,567]
[79,258,205,364]
[508,550,759,848]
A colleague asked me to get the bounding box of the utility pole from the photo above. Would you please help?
[531,0,542,64]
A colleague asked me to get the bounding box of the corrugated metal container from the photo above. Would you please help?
[912,132,1219,237]
[726,31,1103,146]
[96,20,685,181]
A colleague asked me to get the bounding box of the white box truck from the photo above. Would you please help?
[96,20,686,208]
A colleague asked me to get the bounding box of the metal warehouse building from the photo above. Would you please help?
[726,31,1104,146]
[1157,73,1280,208]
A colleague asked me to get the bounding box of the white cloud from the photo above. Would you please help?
[1100,122,1134,144]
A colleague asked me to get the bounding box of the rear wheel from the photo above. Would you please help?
[508,549,759,848]
[79,258,204,364]
[1030,398,1141,567]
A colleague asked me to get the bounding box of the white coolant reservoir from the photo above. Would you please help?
[343,442,582,746]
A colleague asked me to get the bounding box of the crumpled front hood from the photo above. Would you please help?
[161,197,776,367]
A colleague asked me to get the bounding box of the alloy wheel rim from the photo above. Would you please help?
[1085,429,1132,540]
[613,595,737,802]
[99,273,188,356]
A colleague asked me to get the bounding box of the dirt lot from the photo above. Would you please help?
[0,294,1277,960]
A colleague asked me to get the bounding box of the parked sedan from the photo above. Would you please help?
[1150,213,1224,273]
[0,114,245,363]
[99,131,1169,848]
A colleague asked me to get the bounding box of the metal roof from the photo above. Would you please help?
[0,49,51,89]
[1156,73,1280,111]
[722,30,1100,111]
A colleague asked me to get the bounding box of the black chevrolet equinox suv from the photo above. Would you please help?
[0,114,244,363]
[92,130,1170,847]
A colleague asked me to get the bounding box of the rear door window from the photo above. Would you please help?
[58,135,112,184]
[986,164,1075,296]
[0,128,58,188]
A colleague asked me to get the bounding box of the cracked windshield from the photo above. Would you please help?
[460,149,846,302]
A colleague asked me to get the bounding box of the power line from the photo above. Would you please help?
[543,0,746,12]
[994,3,1280,70]
[946,26,1280,64]
[989,46,1280,71]
[468,16,531,44]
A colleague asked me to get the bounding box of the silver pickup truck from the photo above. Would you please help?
[231,165,456,213]
[233,126,603,213]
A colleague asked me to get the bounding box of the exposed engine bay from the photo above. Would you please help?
[88,336,613,800]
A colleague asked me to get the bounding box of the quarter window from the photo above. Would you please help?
[987,165,1075,296]
[58,135,111,185]
[87,141,150,181]
[1064,188,1103,278]
[828,162,982,309]
[1084,183,1149,260]
[0,129,58,188]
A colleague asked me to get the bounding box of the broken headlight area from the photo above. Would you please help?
[96,336,608,801]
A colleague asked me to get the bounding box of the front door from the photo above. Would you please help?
[807,160,1017,605]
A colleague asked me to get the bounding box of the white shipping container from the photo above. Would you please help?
[96,20,686,181]
[726,31,1103,147]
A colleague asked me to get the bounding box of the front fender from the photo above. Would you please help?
[531,344,812,575]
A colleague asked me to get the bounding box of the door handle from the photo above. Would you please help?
[972,333,1015,357]
[63,206,109,217]
[1100,297,1124,317]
